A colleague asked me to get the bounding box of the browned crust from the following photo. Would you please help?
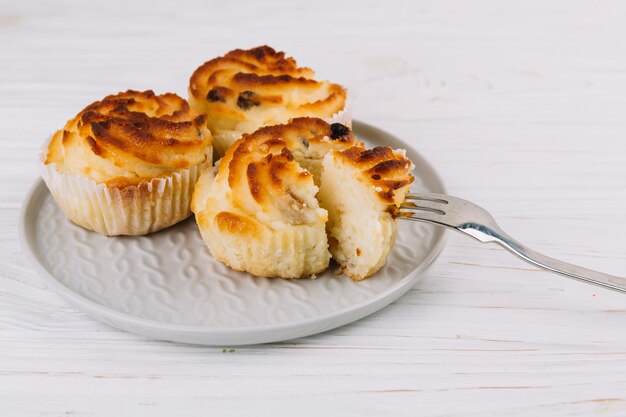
[246,163,261,201]
[81,90,208,162]
[188,46,347,121]
[213,117,359,221]
[239,146,303,206]
[190,46,312,96]
[226,117,358,191]
[336,146,415,203]
[236,117,356,151]
[49,90,212,176]
[214,211,258,236]
[232,72,315,87]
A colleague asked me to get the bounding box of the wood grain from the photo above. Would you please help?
[1,0,626,415]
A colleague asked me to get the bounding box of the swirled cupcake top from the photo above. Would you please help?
[45,90,212,186]
[333,146,415,205]
[188,46,347,138]
[208,118,360,226]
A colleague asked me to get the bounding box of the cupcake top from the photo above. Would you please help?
[193,118,360,227]
[45,90,212,187]
[226,117,360,170]
[332,146,415,206]
[188,46,348,142]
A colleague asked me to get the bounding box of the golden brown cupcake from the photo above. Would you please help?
[191,118,360,278]
[42,90,213,236]
[188,45,351,157]
[318,146,414,280]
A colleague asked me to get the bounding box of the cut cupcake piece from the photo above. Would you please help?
[188,45,351,157]
[42,90,213,236]
[192,117,416,280]
[194,147,329,278]
[191,118,360,279]
[318,147,415,280]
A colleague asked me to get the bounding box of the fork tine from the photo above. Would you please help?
[397,206,448,225]
[405,192,450,204]
[402,191,450,214]
[399,203,446,215]
[400,199,447,213]
[398,192,451,225]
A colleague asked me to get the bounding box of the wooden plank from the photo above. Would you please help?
[1,0,625,415]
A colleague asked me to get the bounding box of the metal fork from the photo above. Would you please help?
[399,192,626,293]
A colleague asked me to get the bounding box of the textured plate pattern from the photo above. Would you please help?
[21,121,446,345]
[36,193,436,327]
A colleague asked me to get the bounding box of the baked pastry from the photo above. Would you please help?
[188,45,350,157]
[191,118,360,278]
[42,90,213,236]
[318,146,414,280]
[192,117,413,280]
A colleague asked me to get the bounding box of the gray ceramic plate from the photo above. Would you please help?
[19,120,446,346]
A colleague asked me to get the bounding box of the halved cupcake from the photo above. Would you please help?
[188,45,351,157]
[318,147,414,280]
[191,117,360,279]
[42,90,213,236]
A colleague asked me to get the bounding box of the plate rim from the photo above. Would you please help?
[19,119,447,344]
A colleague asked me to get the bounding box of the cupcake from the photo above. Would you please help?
[42,90,213,236]
[191,117,360,279]
[317,147,414,280]
[188,45,351,158]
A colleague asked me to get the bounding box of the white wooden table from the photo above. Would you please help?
[2,1,626,415]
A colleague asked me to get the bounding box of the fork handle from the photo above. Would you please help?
[465,222,626,294]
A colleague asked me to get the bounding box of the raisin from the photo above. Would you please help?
[237,91,261,110]
[280,147,294,161]
[206,88,226,103]
[329,123,350,139]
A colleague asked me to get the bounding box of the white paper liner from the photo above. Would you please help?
[39,140,209,236]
